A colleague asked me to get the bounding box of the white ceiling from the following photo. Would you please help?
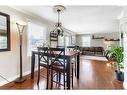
[12,6,123,34]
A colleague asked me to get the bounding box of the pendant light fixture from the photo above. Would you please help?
[52,5,66,36]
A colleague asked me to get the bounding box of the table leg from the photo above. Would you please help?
[46,57,49,89]
[31,52,35,79]
[77,52,80,79]
[67,57,70,89]
[75,55,77,77]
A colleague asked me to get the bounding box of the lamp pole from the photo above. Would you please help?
[15,23,26,83]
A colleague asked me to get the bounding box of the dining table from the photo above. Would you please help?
[31,50,80,89]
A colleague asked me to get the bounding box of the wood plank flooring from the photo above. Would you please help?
[0,55,123,89]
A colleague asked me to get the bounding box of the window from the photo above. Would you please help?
[71,35,76,45]
[65,36,70,46]
[81,35,91,47]
[27,22,46,55]
[58,36,70,47]
[58,36,64,47]
[0,36,7,48]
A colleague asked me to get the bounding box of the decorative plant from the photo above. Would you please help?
[35,39,49,47]
[106,46,124,72]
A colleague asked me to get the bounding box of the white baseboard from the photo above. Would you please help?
[0,68,38,87]
[123,81,127,89]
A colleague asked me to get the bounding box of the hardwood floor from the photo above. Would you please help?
[0,55,123,90]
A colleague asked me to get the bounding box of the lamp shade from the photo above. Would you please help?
[16,21,27,26]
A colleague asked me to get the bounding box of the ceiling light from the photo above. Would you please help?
[51,5,66,36]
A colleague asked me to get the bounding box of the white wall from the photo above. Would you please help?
[0,6,49,86]
[119,6,127,89]
[121,6,127,89]
[123,30,127,89]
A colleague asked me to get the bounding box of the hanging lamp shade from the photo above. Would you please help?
[52,5,66,36]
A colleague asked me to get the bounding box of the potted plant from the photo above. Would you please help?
[105,46,124,81]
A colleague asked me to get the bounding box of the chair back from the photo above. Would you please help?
[37,47,49,65]
[49,47,66,68]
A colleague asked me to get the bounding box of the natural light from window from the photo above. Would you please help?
[81,35,91,47]
[27,22,46,55]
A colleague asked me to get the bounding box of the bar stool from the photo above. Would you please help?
[37,47,50,89]
[49,48,74,89]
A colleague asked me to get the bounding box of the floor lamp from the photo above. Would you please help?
[15,21,27,83]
